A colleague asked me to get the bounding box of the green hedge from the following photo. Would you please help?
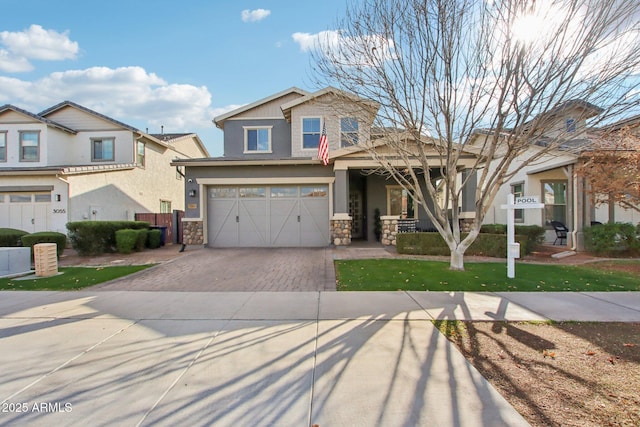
[480,224,545,253]
[397,232,529,258]
[0,228,29,247]
[147,229,162,249]
[20,232,67,258]
[115,229,148,254]
[584,222,640,256]
[67,221,150,256]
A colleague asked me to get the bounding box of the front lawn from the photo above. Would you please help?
[335,259,640,291]
[0,265,152,291]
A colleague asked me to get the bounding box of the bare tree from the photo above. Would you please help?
[310,0,640,270]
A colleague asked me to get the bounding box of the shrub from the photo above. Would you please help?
[584,222,640,256]
[67,221,150,255]
[115,229,138,254]
[0,228,29,247]
[134,229,147,252]
[147,229,162,249]
[480,224,545,253]
[397,232,528,258]
[21,232,67,258]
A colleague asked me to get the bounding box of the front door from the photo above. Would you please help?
[349,190,363,239]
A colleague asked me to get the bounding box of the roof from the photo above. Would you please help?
[0,104,77,134]
[171,157,323,167]
[39,100,139,133]
[213,87,310,128]
[150,132,210,157]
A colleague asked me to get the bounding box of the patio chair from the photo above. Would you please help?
[550,221,569,245]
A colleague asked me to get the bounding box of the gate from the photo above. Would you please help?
[135,210,184,244]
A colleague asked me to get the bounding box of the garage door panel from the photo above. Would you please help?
[270,199,300,246]
[300,198,330,246]
[238,199,268,246]
[208,199,239,247]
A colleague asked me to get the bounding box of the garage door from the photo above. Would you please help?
[207,185,330,247]
[0,192,51,233]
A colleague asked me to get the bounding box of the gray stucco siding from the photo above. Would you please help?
[223,119,292,158]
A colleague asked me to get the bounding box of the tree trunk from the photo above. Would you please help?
[449,247,465,271]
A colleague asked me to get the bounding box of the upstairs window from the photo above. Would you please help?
[244,126,272,153]
[341,117,359,147]
[92,137,115,161]
[160,200,171,213]
[566,118,576,133]
[19,131,40,162]
[0,132,6,162]
[136,141,145,167]
[302,117,321,149]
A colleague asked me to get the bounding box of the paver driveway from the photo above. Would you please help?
[91,247,336,292]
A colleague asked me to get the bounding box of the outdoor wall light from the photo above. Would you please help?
[188,189,197,197]
[55,194,61,202]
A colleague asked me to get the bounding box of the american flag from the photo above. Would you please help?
[318,121,329,165]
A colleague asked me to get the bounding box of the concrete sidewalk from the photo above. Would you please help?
[1,291,639,426]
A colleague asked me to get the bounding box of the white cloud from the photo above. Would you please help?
[241,9,271,23]
[292,30,395,66]
[0,66,214,131]
[0,25,78,72]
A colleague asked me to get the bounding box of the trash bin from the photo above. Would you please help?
[150,226,167,246]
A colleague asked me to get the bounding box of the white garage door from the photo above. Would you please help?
[207,185,330,247]
[0,192,51,233]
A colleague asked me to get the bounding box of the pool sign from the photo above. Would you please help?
[501,194,544,278]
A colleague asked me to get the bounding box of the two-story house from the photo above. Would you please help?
[479,100,639,248]
[0,101,209,234]
[173,87,479,247]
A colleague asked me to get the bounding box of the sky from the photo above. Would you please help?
[0,1,354,157]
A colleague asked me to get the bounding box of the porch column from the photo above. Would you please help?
[331,168,352,246]
[460,169,477,231]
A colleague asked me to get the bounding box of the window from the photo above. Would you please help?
[271,186,298,198]
[387,186,415,218]
[160,200,171,213]
[566,118,576,133]
[543,181,567,226]
[0,132,6,162]
[302,117,321,149]
[136,141,145,167]
[19,131,39,162]
[10,194,31,203]
[244,127,272,153]
[34,193,51,203]
[301,186,328,197]
[340,117,359,147]
[239,187,266,198]
[511,182,524,222]
[210,187,236,198]
[92,138,115,161]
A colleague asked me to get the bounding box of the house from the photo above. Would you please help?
[172,87,479,247]
[0,101,209,234]
[480,101,640,249]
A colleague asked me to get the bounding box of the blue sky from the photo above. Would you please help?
[0,1,353,156]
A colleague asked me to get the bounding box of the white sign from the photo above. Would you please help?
[500,194,544,278]
[515,196,539,204]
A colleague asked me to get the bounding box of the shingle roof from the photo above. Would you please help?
[0,104,77,134]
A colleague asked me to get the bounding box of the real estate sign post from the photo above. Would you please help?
[501,194,545,278]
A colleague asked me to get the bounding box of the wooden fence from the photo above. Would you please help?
[134,210,184,244]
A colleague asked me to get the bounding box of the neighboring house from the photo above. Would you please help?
[480,101,640,249]
[172,87,479,247]
[0,101,209,234]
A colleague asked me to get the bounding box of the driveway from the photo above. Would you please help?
[91,247,336,292]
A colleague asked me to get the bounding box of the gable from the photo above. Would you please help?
[233,92,304,120]
[43,106,125,131]
[0,109,40,124]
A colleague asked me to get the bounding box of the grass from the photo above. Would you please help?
[0,265,153,291]
[335,259,640,292]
